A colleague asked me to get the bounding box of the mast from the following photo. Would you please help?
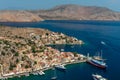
[100,50,103,59]
[87,53,90,59]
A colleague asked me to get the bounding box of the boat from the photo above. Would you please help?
[32,72,38,75]
[55,64,66,70]
[38,71,45,75]
[51,76,57,80]
[87,53,107,69]
[101,41,106,45]
[51,68,57,80]
[61,49,64,52]
[92,74,107,80]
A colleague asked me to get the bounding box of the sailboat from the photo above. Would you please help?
[51,68,57,80]
[86,52,107,69]
[93,50,104,61]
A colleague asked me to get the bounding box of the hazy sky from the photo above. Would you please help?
[0,0,119,11]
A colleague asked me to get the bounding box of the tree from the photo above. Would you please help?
[34,61,37,65]
[31,46,36,53]
[73,52,78,57]
[46,33,49,36]
[16,59,19,63]
[25,65,29,69]
[1,51,5,56]
[14,52,19,56]
[9,63,16,71]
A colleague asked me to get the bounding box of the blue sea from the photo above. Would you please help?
[1,20,120,80]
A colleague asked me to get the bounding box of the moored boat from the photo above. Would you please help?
[87,53,107,69]
[55,64,66,70]
[38,71,45,75]
[87,59,107,69]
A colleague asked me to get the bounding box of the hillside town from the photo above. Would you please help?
[0,26,85,79]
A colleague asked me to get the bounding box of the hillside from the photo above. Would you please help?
[30,4,120,20]
[0,4,120,21]
[0,26,83,76]
[0,10,43,22]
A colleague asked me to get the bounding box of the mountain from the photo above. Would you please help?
[30,4,120,20]
[0,4,120,22]
[0,10,43,22]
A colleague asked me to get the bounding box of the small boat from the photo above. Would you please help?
[92,74,107,80]
[51,76,57,80]
[39,71,45,75]
[87,53,107,69]
[61,49,64,52]
[51,68,57,80]
[101,41,106,45]
[32,72,38,75]
[55,64,66,70]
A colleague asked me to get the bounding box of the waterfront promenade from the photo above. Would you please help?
[0,54,86,80]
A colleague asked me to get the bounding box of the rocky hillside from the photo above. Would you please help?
[0,10,43,22]
[0,4,120,21]
[0,26,83,74]
[30,4,120,20]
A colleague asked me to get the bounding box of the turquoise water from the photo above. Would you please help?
[1,20,120,80]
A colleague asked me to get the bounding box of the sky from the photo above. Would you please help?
[0,0,119,12]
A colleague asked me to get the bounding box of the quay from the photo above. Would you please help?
[0,54,87,80]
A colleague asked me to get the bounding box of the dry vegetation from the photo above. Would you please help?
[0,26,83,75]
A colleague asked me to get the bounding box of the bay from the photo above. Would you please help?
[1,20,120,80]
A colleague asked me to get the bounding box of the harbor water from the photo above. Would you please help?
[1,20,120,80]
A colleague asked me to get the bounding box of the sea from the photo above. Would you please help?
[0,20,120,80]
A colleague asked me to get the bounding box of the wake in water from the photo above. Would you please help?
[101,40,120,56]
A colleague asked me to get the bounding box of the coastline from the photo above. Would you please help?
[0,26,85,80]
[0,57,86,80]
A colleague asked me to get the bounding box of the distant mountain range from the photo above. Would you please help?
[0,4,120,22]
[0,10,43,22]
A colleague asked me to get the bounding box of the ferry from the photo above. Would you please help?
[55,64,66,70]
[87,53,107,69]
[92,74,107,80]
